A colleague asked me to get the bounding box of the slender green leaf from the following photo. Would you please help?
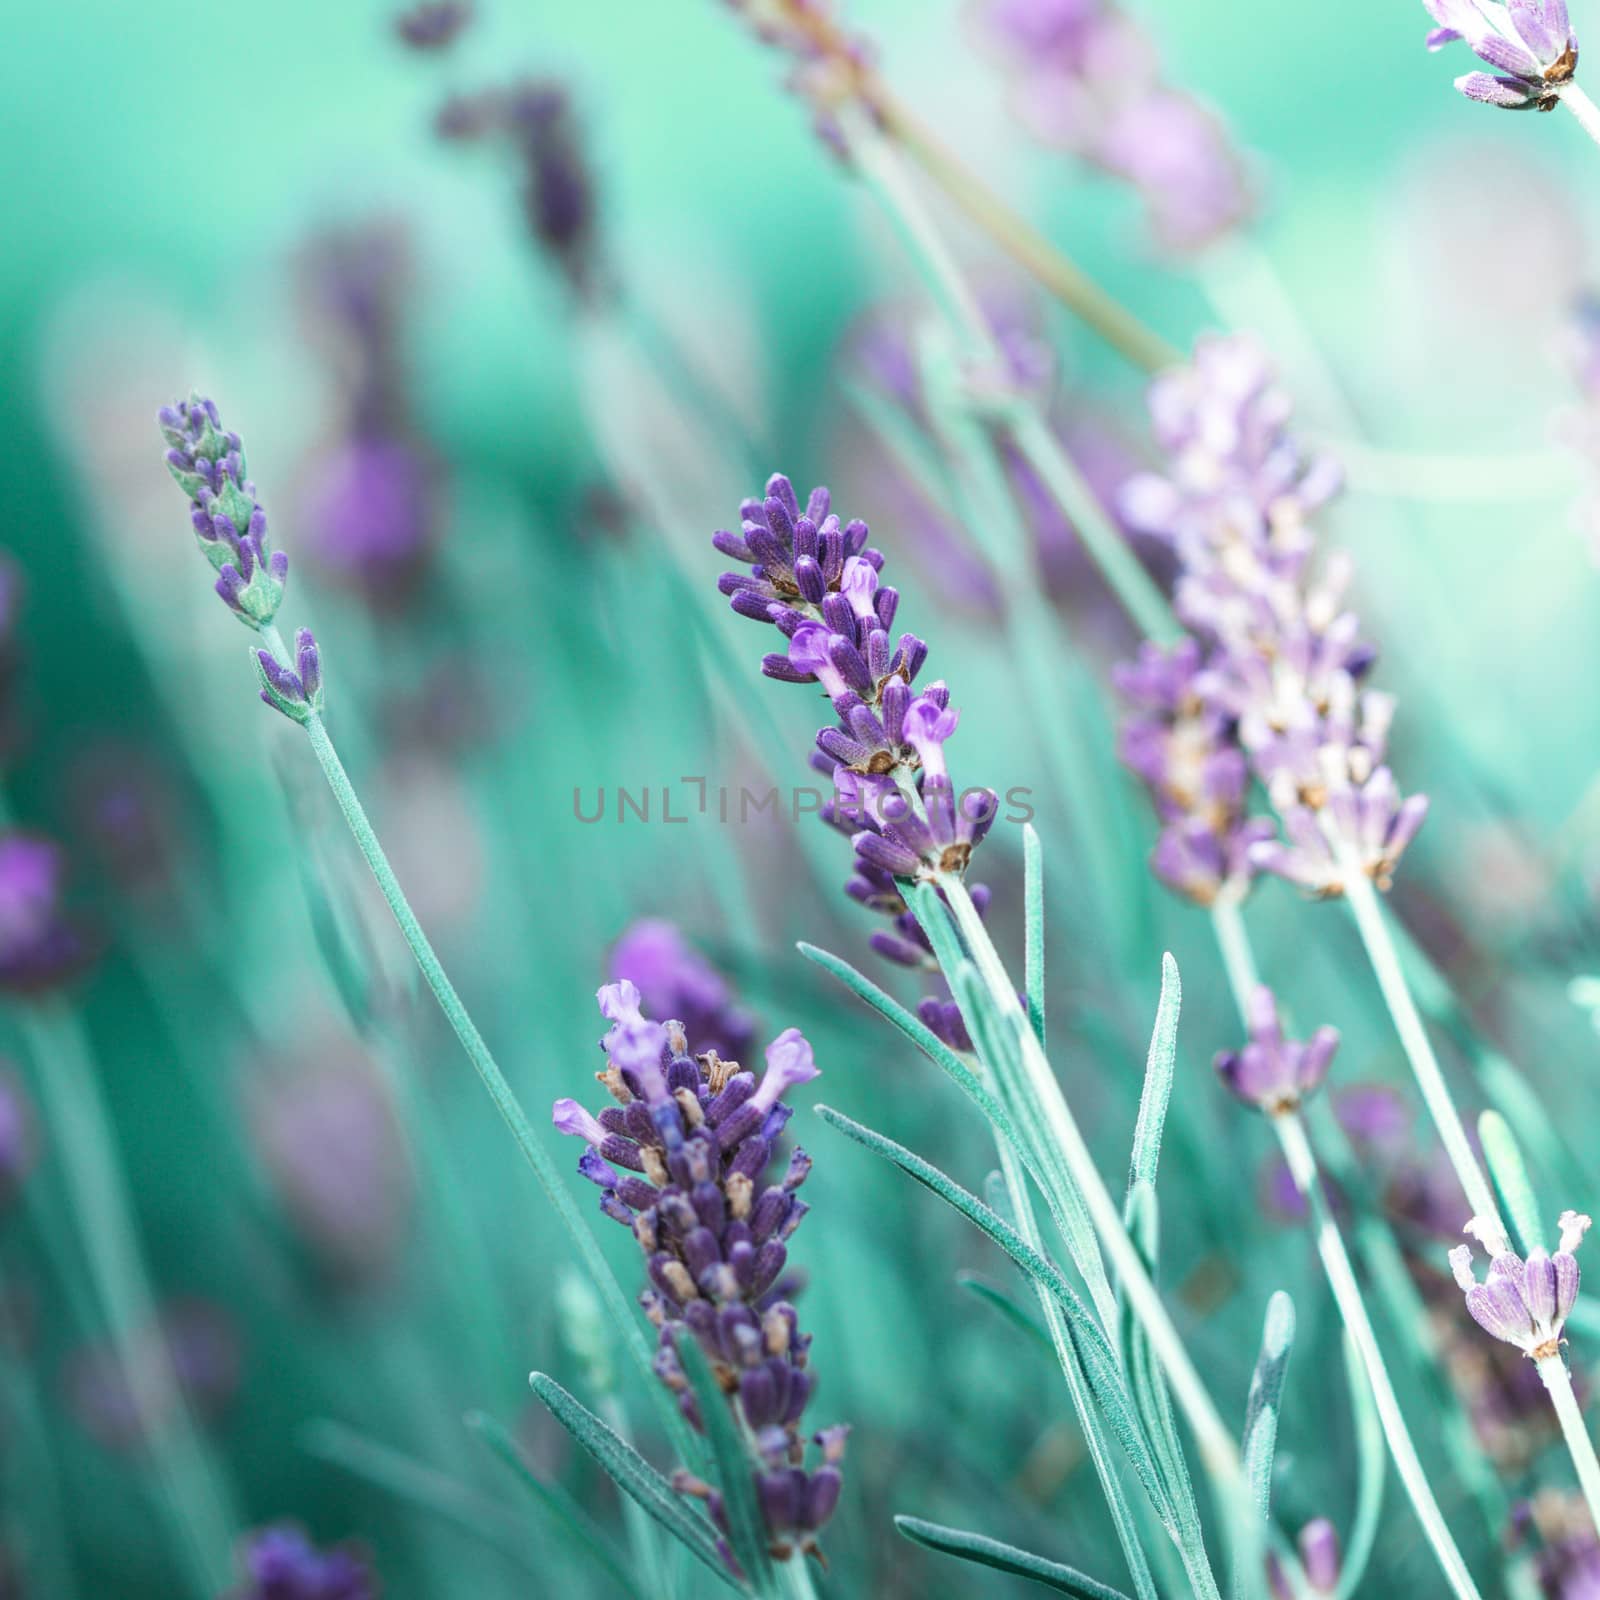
[1234,1292,1296,1600]
[464,1411,646,1600]
[1478,1110,1542,1258]
[529,1373,741,1592]
[1334,1331,1384,1600]
[302,1420,555,1581]
[957,1271,1052,1353]
[673,1330,775,1594]
[894,1516,1134,1599]
[1024,822,1046,1047]
[1127,955,1181,1194]
[817,1105,1172,1525]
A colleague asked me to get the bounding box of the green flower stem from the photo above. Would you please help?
[935,874,1243,1489]
[778,1555,821,1600]
[270,648,690,1460]
[1536,1355,1600,1537]
[1273,1112,1482,1600]
[862,80,1178,373]
[844,116,1180,650]
[1333,846,1505,1242]
[1562,84,1600,149]
[17,1003,237,1596]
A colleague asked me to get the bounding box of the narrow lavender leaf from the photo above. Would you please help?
[1335,1331,1385,1600]
[956,1271,1052,1353]
[1024,822,1045,1048]
[1477,1111,1542,1259]
[1127,954,1181,1195]
[1235,1291,1296,1600]
[893,1516,1134,1599]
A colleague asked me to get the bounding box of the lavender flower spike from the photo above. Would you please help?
[1449,1210,1590,1357]
[552,984,846,1567]
[159,394,287,629]
[1423,0,1578,111]
[232,1523,377,1599]
[1214,986,1340,1113]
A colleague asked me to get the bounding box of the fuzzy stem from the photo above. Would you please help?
[863,82,1178,372]
[263,637,687,1457]
[1334,849,1505,1242]
[936,874,1242,1487]
[1537,1354,1600,1538]
[843,116,1181,650]
[779,1556,821,1600]
[1273,1113,1481,1600]
[1562,84,1600,150]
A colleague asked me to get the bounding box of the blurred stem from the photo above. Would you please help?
[862,81,1178,372]
[17,1003,236,1595]
[844,114,1179,648]
[935,874,1243,1490]
[262,629,691,1459]
[1562,85,1600,149]
[1273,1113,1482,1600]
[779,1555,821,1600]
[1334,849,1504,1242]
[1537,1355,1600,1538]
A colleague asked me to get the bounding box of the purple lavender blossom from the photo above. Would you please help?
[67,742,180,896]
[1518,1491,1600,1597]
[159,395,288,630]
[232,1525,377,1600]
[972,0,1253,253]
[553,984,845,1567]
[392,1,473,50]
[1423,0,1578,111]
[0,832,91,994]
[435,82,603,298]
[716,473,997,930]
[1119,335,1428,901]
[247,1045,413,1288]
[611,919,757,1064]
[295,225,443,605]
[1450,1210,1589,1357]
[0,1067,35,1207]
[1214,987,1339,1113]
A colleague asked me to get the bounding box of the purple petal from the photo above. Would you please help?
[1455,71,1535,106]
[1465,1277,1534,1346]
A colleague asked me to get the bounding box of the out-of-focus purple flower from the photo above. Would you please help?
[247,1046,413,1288]
[233,1524,378,1600]
[553,988,844,1568]
[1118,335,1428,902]
[68,741,181,896]
[0,1067,35,1207]
[1422,0,1578,111]
[0,832,91,994]
[1449,1210,1589,1357]
[435,82,604,298]
[1517,1489,1600,1597]
[610,919,757,1064]
[392,1,473,50]
[65,1299,241,1452]
[1215,987,1339,1112]
[972,0,1252,253]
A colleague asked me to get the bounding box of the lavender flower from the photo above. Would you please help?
[1118,335,1429,900]
[247,1044,413,1288]
[392,1,472,50]
[1269,1519,1342,1598]
[716,473,997,933]
[0,1067,35,1207]
[611,919,757,1063]
[0,832,91,994]
[1518,1490,1600,1597]
[972,0,1253,252]
[1214,987,1340,1113]
[1423,0,1578,111]
[1449,1211,1590,1358]
[67,741,180,896]
[159,394,287,630]
[232,1525,377,1600]
[295,225,442,605]
[553,982,845,1567]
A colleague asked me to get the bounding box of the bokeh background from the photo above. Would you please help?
[5,1,1600,1595]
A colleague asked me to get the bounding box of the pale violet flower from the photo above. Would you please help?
[1423,0,1578,111]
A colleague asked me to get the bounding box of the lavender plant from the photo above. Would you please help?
[550,982,845,1582]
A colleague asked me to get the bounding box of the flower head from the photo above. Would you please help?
[554,983,842,1566]
[393,1,473,50]
[0,832,91,994]
[1214,986,1340,1113]
[159,395,287,629]
[1449,1210,1590,1357]
[1423,0,1578,111]
[611,919,757,1063]
[233,1524,377,1600]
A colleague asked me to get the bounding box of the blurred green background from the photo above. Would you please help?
[6,1,1600,1596]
